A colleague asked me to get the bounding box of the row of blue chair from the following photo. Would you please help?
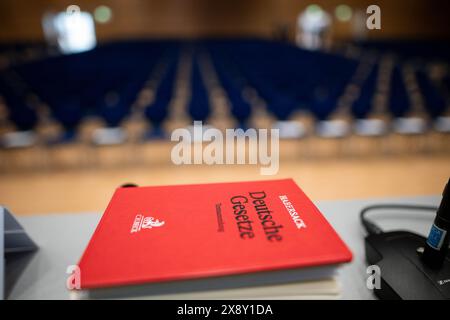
[1,38,449,147]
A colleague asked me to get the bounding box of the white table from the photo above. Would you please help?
[8,195,440,299]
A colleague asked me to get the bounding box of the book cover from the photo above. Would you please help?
[77,179,352,290]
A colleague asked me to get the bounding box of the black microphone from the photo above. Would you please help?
[422,178,450,268]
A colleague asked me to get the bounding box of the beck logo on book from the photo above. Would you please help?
[130,214,165,233]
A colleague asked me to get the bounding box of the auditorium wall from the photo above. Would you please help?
[0,0,449,43]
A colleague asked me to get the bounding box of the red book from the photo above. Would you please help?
[77,179,352,298]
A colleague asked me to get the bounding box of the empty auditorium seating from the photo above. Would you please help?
[0,38,449,166]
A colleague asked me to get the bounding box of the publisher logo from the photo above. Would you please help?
[131,214,165,233]
[279,195,306,229]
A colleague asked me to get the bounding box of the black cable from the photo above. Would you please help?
[360,204,438,235]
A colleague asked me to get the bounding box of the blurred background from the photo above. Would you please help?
[0,0,449,215]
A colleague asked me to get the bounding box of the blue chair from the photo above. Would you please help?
[188,53,210,123]
[144,48,179,138]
